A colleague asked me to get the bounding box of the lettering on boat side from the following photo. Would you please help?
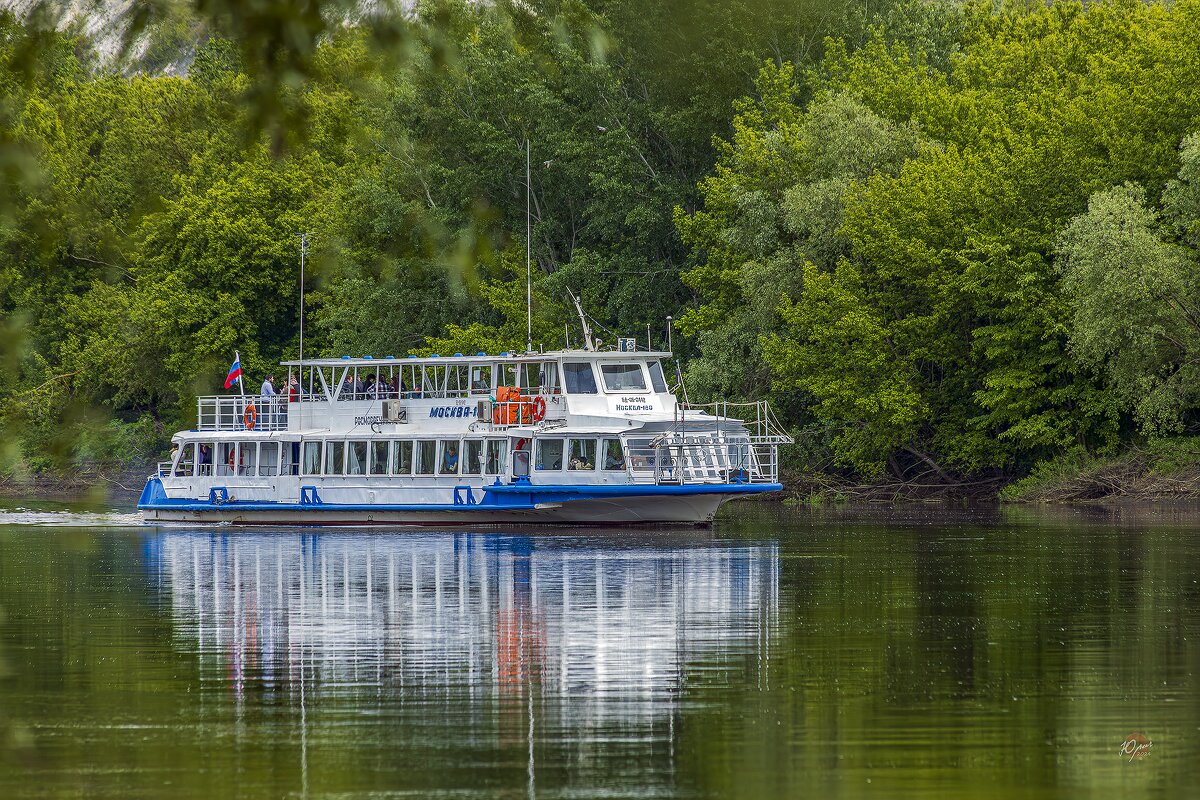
[429,406,478,418]
[354,415,396,426]
[616,396,654,412]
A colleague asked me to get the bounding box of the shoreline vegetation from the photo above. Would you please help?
[6,1,1200,503]
[9,443,1200,507]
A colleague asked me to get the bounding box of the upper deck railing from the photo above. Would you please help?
[197,396,290,432]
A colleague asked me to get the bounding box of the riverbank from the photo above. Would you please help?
[782,439,1200,504]
[0,467,148,505]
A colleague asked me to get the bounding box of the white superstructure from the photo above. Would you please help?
[139,348,791,525]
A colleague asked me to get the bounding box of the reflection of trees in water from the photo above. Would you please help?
[150,533,780,725]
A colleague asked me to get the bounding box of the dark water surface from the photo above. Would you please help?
[0,502,1197,798]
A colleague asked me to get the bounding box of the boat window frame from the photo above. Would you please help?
[196,443,215,476]
[369,440,389,475]
[439,439,461,475]
[414,440,436,475]
[217,442,238,477]
[648,361,669,393]
[258,441,280,477]
[470,364,494,395]
[599,362,648,393]
[563,361,599,395]
[302,441,322,475]
[568,438,597,470]
[536,438,564,471]
[540,361,560,394]
[347,440,368,475]
[174,442,195,477]
[462,439,484,475]
[485,439,507,474]
[601,438,626,471]
[392,440,414,475]
[325,440,345,475]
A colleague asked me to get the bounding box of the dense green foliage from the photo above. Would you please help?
[681,0,1200,480]
[4,0,1200,487]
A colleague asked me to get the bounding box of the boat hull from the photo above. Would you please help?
[138,478,780,526]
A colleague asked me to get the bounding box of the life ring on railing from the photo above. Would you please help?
[244,403,258,430]
[532,395,546,422]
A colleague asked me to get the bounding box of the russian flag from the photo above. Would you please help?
[223,356,242,389]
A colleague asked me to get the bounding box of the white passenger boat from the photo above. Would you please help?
[138,347,792,525]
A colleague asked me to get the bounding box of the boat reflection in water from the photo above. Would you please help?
[146,530,779,795]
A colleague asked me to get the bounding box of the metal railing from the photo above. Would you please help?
[471,396,566,430]
[628,434,781,485]
[197,396,290,432]
[679,399,794,444]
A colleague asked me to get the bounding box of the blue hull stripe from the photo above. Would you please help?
[138,478,781,513]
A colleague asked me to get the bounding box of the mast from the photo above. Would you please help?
[235,349,245,397]
[567,289,595,351]
[526,139,533,354]
[299,232,307,366]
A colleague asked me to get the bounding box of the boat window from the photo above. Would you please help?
[325,441,345,475]
[370,441,389,475]
[447,364,469,397]
[627,438,655,471]
[500,363,518,390]
[519,362,541,392]
[415,440,436,475]
[217,442,237,477]
[563,362,598,394]
[485,440,507,474]
[174,443,194,476]
[540,361,560,394]
[463,439,483,475]
[602,438,625,470]
[536,438,564,471]
[470,365,493,395]
[347,441,368,475]
[239,443,258,476]
[601,363,647,392]
[302,441,322,475]
[568,439,596,470]
[282,442,298,476]
[393,440,413,475]
[258,442,279,477]
[197,443,214,476]
[439,440,460,474]
[648,361,668,393]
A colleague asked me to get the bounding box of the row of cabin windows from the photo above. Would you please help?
[306,359,671,401]
[174,437,632,477]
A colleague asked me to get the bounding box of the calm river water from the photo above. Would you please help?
[0,501,1196,798]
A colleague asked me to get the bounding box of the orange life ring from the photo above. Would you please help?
[532,395,546,421]
[244,403,257,430]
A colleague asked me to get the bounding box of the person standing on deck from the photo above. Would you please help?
[260,375,276,428]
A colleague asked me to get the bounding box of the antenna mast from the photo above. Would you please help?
[526,139,532,354]
[567,289,596,351]
[299,233,307,365]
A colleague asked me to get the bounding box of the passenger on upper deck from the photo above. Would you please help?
[363,374,378,399]
[260,375,276,427]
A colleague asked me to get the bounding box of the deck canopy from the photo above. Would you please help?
[278,349,673,369]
